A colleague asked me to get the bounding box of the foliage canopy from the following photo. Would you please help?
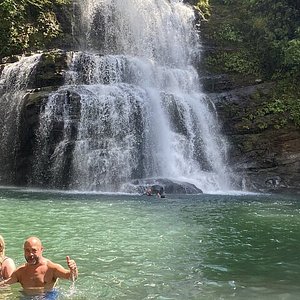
[200,0,300,128]
[0,0,70,58]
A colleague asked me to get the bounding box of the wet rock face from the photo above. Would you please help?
[16,87,53,185]
[32,51,69,88]
[230,127,300,193]
[211,85,300,194]
[2,48,299,194]
[196,0,300,194]
[0,50,72,187]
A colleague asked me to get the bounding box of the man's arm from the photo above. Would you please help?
[0,270,19,286]
[52,257,78,281]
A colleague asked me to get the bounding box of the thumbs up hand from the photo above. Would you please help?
[66,256,78,280]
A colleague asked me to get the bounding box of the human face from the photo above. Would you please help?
[24,240,43,265]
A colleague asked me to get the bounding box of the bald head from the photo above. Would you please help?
[24,236,43,265]
[24,236,42,248]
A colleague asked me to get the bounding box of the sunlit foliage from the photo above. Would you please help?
[0,0,70,57]
[200,0,300,127]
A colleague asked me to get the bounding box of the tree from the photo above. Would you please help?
[0,0,70,58]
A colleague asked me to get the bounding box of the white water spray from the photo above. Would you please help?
[35,0,233,192]
[0,54,41,183]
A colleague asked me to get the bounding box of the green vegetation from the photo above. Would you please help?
[241,85,300,130]
[199,0,300,128]
[0,0,299,128]
[0,0,70,58]
[194,0,211,21]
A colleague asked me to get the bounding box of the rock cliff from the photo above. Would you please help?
[212,85,300,193]
[198,0,300,194]
[1,0,299,194]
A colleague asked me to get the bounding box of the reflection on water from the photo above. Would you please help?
[0,187,299,299]
[0,286,15,300]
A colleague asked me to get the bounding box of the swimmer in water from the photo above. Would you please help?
[0,235,16,280]
[0,236,78,293]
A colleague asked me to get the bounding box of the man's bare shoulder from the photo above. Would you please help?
[15,263,27,272]
[46,259,64,270]
[8,263,26,281]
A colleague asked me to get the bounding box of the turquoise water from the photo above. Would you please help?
[0,187,299,299]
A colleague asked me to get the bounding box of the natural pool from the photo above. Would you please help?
[1,187,299,299]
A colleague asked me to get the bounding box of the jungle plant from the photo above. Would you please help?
[0,0,70,58]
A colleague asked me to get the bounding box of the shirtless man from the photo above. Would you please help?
[0,236,78,291]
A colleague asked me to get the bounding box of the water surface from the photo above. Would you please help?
[1,187,299,299]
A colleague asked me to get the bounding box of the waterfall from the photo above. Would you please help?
[33,0,233,192]
[0,54,41,184]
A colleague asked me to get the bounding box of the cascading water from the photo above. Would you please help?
[33,0,233,192]
[0,54,41,184]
